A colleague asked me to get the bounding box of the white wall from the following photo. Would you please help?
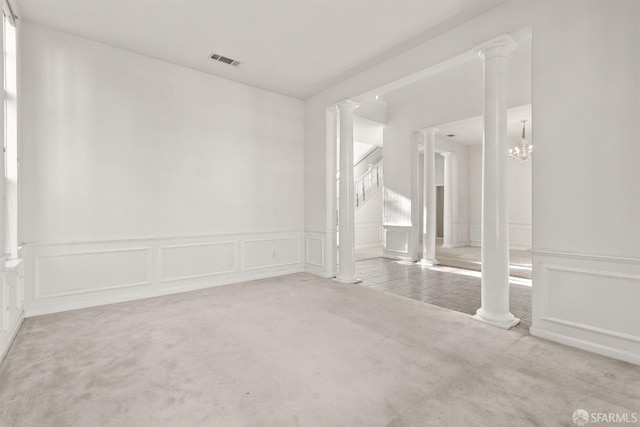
[355,185,383,249]
[529,0,640,364]
[468,144,532,249]
[21,23,305,315]
[304,0,640,364]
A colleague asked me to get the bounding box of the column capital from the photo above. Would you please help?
[419,127,439,137]
[474,34,516,61]
[440,151,455,158]
[335,99,360,112]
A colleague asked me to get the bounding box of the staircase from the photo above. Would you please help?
[355,160,383,211]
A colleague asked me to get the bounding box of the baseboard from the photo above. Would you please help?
[441,243,467,249]
[0,309,25,363]
[305,263,334,278]
[26,266,304,317]
[530,327,640,366]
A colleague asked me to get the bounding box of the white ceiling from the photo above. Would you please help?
[15,0,508,99]
[436,104,532,146]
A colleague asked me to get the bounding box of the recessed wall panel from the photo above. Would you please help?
[36,249,150,298]
[161,242,237,282]
[546,267,640,337]
[244,237,300,270]
[384,228,409,254]
[306,237,324,267]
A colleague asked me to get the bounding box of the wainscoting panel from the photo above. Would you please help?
[470,224,482,246]
[23,232,304,316]
[243,237,301,270]
[304,231,334,278]
[161,242,237,283]
[355,222,382,249]
[35,248,152,299]
[455,223,469,246]
[530,250,640,365]
[1,258,25,363]
[383,225,416,261]
[305,236,324,268]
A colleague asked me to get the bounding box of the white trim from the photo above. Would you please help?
[34,248,153,299]
[532,254,640,366]
[2,0,17,25]
[159,241,238,283]
[530,327,640,366]
[543,264,640,282]
[23,231,305,317]
[531,249,640,265]
[22,229,303,247]
[543,317,640,344]
[305,263,332,278]
[0,309,23,364]
[241,236,302,271]
[26,267,304,318]
[305,236,324,267]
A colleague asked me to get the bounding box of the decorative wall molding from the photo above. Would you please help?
[34,247,153,299]
[23,231,305,317]
[242,237,301,271]
[530,249,640,265]
[303,231,335,278]
[160,241,237,283]
[305,236,324,268]
[455,222,469,246]
[355,222,383,249]
[0,310,24,364]
[531,251,640,365]
[383,225,416,261]
[1,258,25,363]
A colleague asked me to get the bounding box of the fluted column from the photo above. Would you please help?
[335,100,361,284]
[473,35,519,329]
[419,128,438,265]
[441,152,456,249]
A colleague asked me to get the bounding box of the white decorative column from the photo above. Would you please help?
[419,128,438,265]
[326,106,339,277]
[335,100,361,284]
[473,35,519,329]
[441,152,456,249]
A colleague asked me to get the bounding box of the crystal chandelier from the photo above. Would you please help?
[508,120,532,161]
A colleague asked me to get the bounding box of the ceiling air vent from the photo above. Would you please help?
[209,53,241,67]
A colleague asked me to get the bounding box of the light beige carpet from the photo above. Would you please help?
[1,273,637,426]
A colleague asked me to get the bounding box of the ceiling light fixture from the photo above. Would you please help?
[508,120,532,161]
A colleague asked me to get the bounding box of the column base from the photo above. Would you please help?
[416,259,439,266]
[441,243,465,249]
[333,277,362,284]
[441,243,462,249]
[472,310,520,330]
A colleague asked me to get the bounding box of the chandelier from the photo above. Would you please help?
[508,120,532,161]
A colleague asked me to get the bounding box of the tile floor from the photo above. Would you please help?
[355,257,532,330]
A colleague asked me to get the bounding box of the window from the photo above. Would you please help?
[3,4,17,258]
